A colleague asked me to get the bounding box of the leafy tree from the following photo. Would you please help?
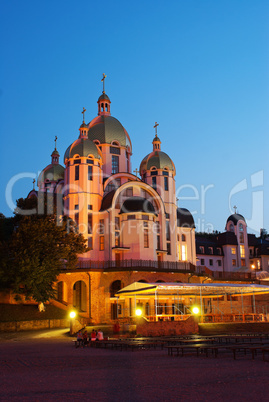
[0,198,88,303]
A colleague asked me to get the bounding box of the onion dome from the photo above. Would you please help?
[38,164,65,185]
[87,92,132,151]
[177,208,195,228]
[38,138,64,186]
[120,197,157,215]
[140,128,175,175]
[153,135,161,142]
[140,151,175,173]
[226,214,246,225]
[64,138,102,162]
[98,93,110,102]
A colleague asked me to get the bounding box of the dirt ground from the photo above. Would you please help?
[0,329,269,401]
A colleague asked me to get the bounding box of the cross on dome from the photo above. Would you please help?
[101,73,107,93]
[154,122,159,137]
[54,135,58,150]
[82,107,86,123]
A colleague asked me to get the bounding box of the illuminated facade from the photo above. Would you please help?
[27,82,198,322]
[27,81,268,323]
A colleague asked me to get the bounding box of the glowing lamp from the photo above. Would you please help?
[135,308,142,317]
[70,311,76,319]
[192,306,200,315]
[251,264,255,269]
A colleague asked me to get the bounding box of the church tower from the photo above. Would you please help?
[139,123,177,260]
[87,74,132,179]
[63,108,103,254]
[37,136,65,193]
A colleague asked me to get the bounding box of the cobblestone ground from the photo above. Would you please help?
[0,329,269,401]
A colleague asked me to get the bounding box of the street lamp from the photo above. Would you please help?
[192,306,200,315]
[69,310,76,335]
[135,308,142,317]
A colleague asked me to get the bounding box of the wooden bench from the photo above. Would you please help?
[73,340,84,348]
[262,348,269,362]
[228,345,264,360]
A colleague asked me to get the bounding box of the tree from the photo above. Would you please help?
[0,202,88,303]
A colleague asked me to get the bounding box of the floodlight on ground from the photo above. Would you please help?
[69,311,76,319]
[192,306,200,315]
[135,308,142,317]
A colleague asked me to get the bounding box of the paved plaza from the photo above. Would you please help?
[0,329,269,401]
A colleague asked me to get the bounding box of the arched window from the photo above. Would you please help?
[138,279,148,283]
[239,223,244,232]
[110,280,122,297]
[228,223,234,232]
[182,234,186,242]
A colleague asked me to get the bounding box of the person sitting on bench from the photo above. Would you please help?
[96,329,104,341]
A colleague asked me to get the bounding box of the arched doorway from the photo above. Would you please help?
[73,281,87,312]
[56,281,67,304]
[110,280,122,319]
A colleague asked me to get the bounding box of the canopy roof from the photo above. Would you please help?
[115,282,269,298]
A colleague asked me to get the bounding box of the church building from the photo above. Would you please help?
[28,77,197,323]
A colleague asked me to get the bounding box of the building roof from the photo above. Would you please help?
[98,93,111,102]
[38,164,65,184]
[64,138,102,161]
[88,115,132,149]
[120,197,157,215]
[99,190,116,211]
[216,231,238,246]
[248,233,258,247]
[116,282,269,298]
[256,239,269,256]
[226,213,246,225]
[140,151,175,173]
[196,236,223,256]
[177,208,195,228]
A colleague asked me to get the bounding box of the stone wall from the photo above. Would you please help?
[136,316,199,337]
[0,318,88,332]
[199,322,269,335]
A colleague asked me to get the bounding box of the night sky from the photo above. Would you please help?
[1,0,269,234]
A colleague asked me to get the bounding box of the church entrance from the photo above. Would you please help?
[73,280,87,312]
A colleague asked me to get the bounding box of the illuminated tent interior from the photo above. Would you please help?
[115,282,269,322]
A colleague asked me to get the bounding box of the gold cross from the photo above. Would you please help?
[133,168,139,178]
[101,73,107,93]
[54,135,58,149]
[81,107,86,122]
[153,122,159,136]
[233,205,237,214]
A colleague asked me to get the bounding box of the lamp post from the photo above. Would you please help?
[69,311,76,335]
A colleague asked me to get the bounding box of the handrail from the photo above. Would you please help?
[77,259,195,271]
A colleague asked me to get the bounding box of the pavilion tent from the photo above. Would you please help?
[115,282,269,298]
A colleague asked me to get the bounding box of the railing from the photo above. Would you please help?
[201,313,265,323]
[211,271,257,281]
[196,266,257,281]
[77,259,196,272]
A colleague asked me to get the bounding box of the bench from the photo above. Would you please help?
[228,345,264,360]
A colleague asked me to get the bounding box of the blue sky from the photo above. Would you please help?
[1,0,269,234]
